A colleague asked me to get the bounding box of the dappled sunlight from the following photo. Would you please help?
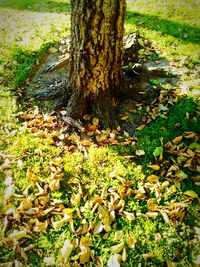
[127,0,200,27]
[0,0,70,13]
[125,11,200,45]
[0,0,200,265]
[0,8,70,63]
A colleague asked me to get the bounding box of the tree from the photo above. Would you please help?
[66,0,126,128]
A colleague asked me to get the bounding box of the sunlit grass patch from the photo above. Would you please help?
[126,0,200,66]
[0,8,70,65]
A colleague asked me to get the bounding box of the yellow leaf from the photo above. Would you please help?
[147,175,159,183]
[92,117,99,126]
[107,254,121,267]
[43,257,56,266]
[123,211,135,220]
[127,236,136,249]
[79,247,91,264]
[81,221,89,234]
[136,124,145,131]
[49,179,60,190]
[33,219,48,232]
[187,148,195,158]
[80,236,93,247]
[87,131,94,136]
[184,190,198,198]
[122,248,127,263]
[61,239,73,259]
[19,199,32,210]
[83,114,91,120]
[176,170,188,180]
[110,242,124,253]
[120,115,129,120]
[93,221,103,234]
[9,230,32,241]
[143,253,155,259]
[80,140,93,146]
[71,193,81,206]
[136,149,145,156]
[172,135,183,144]
[148,165,160,170]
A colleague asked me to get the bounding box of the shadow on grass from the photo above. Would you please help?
[126,11,200,44]
[0,0,70,13]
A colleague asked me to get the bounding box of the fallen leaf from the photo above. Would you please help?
[183,190,198,198]
[147,175,159,183]
[136,149,145,156]
[43,257,56,266]
[61,239,73,259]
[153,146,163,158]
[107,254,121,267]
[172,136,183,144]
[92,117,99,126]
[33,219,48,232]
[148,165,160,170]
[110,242,124,254]
[136,125,145,131]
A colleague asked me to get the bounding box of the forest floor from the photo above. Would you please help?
[0,1,200,266]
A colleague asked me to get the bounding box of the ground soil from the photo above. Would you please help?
[25,34,199,135]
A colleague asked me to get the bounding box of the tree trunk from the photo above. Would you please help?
[67,0,126,128]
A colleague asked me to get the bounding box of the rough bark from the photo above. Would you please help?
[67,0,126,128]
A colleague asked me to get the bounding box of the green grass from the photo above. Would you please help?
[0,0,200,266]
[126,0,200,65]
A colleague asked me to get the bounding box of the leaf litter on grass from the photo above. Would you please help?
[1,0,200,265]
[0,84,200,266]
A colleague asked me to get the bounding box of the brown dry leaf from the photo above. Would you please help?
[86,125,96,132]
[35,182,45,196]
[148,165,160,170]
[122,248,127,263]
[191,175,200,181]
[147,175,159,183]
[80,140,93,146]
[143,253,155,259]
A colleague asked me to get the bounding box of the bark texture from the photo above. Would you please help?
[67,0,126,128]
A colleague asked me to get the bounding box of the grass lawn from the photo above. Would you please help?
[0,0,200,266]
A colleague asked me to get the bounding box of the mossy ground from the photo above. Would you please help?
[0,0,200,266]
